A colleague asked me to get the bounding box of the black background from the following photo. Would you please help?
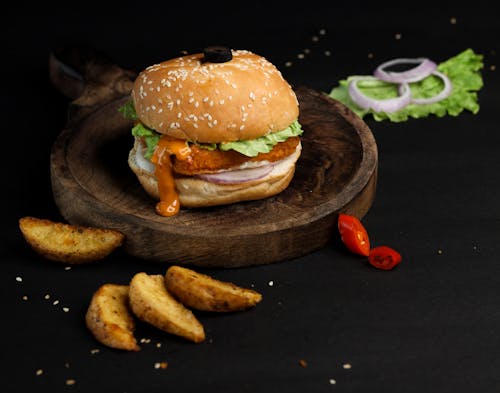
[2,2,499,392]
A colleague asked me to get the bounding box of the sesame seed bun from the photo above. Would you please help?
[128,139,301,208]
[132,49,299,143]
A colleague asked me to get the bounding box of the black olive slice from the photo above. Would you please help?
[203,46,232,63]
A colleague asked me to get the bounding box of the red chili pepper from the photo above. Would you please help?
[337,214,370,257]
[368,246,402,270]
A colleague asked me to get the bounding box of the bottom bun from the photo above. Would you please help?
[128,140,301,208]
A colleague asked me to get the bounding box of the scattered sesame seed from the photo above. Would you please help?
[490,65,496,71]
[299,359,308,368]
[63,307,70,313]
[22,295,28,301]
[312,35,319,42]
[66,379,76,386]
[44,294,50,300]
[343,363,352,369]
[64,266,71,271]
[437,249,443,255]
[15,276,22,282]
[154,361,168,369]
[297,53,305,59]
[156,343,162,348]
[329,378,336,385]
[324,50,331,57]
[395,33,402,40]
[285,61,293,67]
[450,17,457,24]
[90,349,100,355]
[35,369,43,376]
[368,52,374,59]
[268,280,274,287]
[319,28,326,35]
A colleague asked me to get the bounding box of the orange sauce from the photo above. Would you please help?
[150,136,192,217]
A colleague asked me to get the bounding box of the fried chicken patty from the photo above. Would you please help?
[173,137,300,175]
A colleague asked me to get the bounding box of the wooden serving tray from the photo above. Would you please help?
[49,47,378,267]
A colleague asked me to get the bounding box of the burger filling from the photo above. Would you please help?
[120,100,303,216]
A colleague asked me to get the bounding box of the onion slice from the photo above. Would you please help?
[348,76,411,113]
[135,142,156,173]
[374,57,437,83]
[407,71,452,104]
[196,164,274,184]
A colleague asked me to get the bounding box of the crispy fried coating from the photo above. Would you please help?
[174,137,300,175]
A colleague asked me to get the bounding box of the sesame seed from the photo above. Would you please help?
[324,50,331,56]
[219,99,225,105]
[343,363,352,369]
[90,349,100,355]
[249,92,256,100]
[203,97,209,102]
[15,276,22,282]
[240,125,245,130]
[395,33,402,40]
[66,379,76,386]
[35,369,43,376]
[53,300,59,305]
[319,28,326,35]
[450,16,457,24]
[299,359,308,368]
[268,280,274,286]
[285,61,293,67]
[63,307,70,312]
[329,379,336,385]
[44,294,50,300]
[22,295,28,301]
[297,53,305,59]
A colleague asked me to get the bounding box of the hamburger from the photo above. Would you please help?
[120,47,303,217]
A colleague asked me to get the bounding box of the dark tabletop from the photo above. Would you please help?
[2,2,500,392]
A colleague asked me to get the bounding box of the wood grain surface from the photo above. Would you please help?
[49,50,378,267]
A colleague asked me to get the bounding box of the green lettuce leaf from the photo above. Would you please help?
[118,100,138,120]
[218,120,303,157]
[329,48,484,122]
[131,123,161,159]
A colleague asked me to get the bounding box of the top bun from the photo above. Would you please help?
[132,49,299,143]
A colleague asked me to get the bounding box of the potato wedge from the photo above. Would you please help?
[85,284,139,351]
[129,272,205,343]
[19,216,125,263]
[165,265,263,312]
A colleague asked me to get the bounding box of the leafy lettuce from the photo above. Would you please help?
[119,100,303,158]
[329,48,484,122]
